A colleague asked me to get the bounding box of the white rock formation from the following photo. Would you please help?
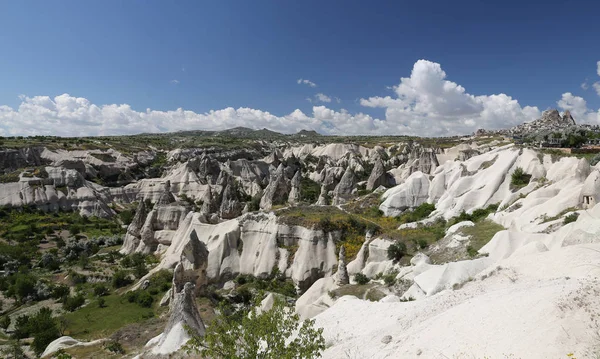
[145,282,205,355]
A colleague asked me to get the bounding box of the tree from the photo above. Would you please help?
[185,297,325,359]
[387,241,407,263]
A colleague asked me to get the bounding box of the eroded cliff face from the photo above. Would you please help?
[133,212,339,292]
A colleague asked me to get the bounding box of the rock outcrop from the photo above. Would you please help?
[219,177,243,219]
[288,171,302,204]
[121,200,148,254]
[145,282,205,355]
[260,164,289,210]
[335,246,349,286]
[172,230,209,297]
[332,166,356,205]
[366,159,389,191]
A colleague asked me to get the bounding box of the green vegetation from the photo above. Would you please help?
[234,270,297,298]
[563,212,579,225]
[62,293,156,340]
[396,202,436,224]
[510,167,532,191]
[12,307,60,356]
[459,220,504,255]
[354,273,370,285]
[299,177,321,204]
[0,208,124,243]
[540,207,578,223]
[185,297,325,359]
[387,241,407,263]
[448,203,499,226]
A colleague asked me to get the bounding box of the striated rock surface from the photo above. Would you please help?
[366,159,389,191]
[145,282,205,355]
[332,166,356,205]
[335,246,349,286]
[288,170,302,204]
[260,164,289,210]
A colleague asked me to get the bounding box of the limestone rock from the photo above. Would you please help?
[288,170,302,204]
[335,246,349,286]
[220,177,243,219]
[146,282,205,355]
[172,229,209,297]
[367,159,389,191]
[260,164,289,210]
[379,171,430,217]
[120,200,148,254]
[332,166,356,205]
[156,181,176,206]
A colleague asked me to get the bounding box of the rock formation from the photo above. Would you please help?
[171,229,209,297]
[145,282,205,355]
[219,177,243,219]
[288,170,302,204]
[335,246,349,286]
[366,159,388,191]
[260,164,289,210]
[332,166,356,205]
[121,200,148,254]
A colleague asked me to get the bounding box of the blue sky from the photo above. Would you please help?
[0,0,599,137]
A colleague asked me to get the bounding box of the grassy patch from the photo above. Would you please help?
[459,220,504,254]
[0,209,124,242]
[62,293,160,340]
[540,207,578,223]
[510,167,532,192]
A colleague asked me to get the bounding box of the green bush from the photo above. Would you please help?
[354,273,370,285]
[104,340,125,354]
[12,307,60,356]
[563,212,579,224]
[185,297,325,359]
[383,273,397,287]
[387,241,407,263]
[51,284,70,300]
[136,291,154,308]
[510,167,531,190]
[93,283,109,297]
[112,270,132,289]
[0,315,10,330]
[398,202,435,224]
[63,294,85,312]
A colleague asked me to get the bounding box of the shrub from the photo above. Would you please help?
[98,297,106,308]
[93,283,109,297]
[510,167,531,190]
[0,315,10,330]
[563,212,579,225]
[398,202,436,224]
[112,270,132,289]
[354,273,370,285]
[51,284,70,300]
[63,294,85,312]
[387,241,407,263]
[104,340,125,354]
[136,291,154,308]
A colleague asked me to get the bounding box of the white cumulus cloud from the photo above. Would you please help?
[557,92,600,124]
[2,59,596,137]
[359,59,540,135]
[297,78,317,87]
[594,82,600,97]
[315,93,332,103]
[597,61,600,77]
